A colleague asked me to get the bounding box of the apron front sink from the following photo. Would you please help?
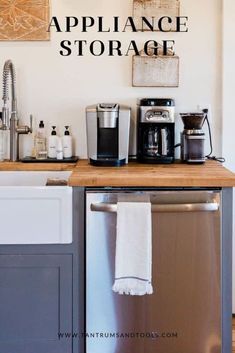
[0,171,72,245]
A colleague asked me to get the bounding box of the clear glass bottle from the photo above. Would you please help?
[35,121,47,160]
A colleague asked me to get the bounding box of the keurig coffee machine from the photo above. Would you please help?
[86,103,131,166]
[137,98,175,164]
[180,112,206,164]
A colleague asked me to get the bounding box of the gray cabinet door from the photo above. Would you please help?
[0,254,73,353]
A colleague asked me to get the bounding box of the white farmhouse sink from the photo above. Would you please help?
[0,171,73,245]
[0,171,71,186]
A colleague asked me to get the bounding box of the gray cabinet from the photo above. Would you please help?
[0,254,73,353]
[0,188,85,353]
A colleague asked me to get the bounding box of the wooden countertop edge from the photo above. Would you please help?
[69,160,235,187]
[68,178,235,188]
[0,162,76,171]
[0,160,234,187]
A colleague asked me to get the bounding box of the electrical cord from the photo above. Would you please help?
[202,108,225,163]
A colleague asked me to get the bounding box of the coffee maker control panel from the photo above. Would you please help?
[140,106,175,123]
[145,109,173,122]
[138,98,175,124]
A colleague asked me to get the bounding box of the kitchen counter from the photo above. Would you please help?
[0,160,234,187]
[0,161,76,171]
[69,160,235,187]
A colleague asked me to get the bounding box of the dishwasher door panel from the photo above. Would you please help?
[86,190,221,353]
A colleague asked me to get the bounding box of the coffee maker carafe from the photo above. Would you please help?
[137,98,175,164]
[86,103,131,166]
[180,113,206,164]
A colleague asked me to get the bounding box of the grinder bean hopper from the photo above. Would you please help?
[180,113,206,164]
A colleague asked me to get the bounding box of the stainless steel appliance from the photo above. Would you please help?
[86,103,131,166]
[180,113,206,164]
[137,98,175,164]
[86,189,230,353]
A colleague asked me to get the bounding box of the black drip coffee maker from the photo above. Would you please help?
[180,113,206,164]
[137,98,175,164]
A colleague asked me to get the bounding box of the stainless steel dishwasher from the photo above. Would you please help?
[86,189,230,353]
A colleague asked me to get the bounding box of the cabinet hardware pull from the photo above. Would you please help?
[90,202,219,213]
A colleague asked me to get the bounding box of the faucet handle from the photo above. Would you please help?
[29,114,33,133]
[17,114,34,135]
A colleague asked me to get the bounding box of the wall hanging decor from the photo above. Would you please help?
[132,46,179,87]
[133,0,180,31]
[0,0,50,41]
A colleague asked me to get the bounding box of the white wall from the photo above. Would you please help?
[0,0,222,158]
[222,0,235,313]
[222,0,235,170]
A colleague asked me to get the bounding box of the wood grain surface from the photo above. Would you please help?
[0,0,50,41]
[133,0,180,31]
[69,160,235,187]
[132,55,179,87]
[0,162,75,172]
[0,160,234,187]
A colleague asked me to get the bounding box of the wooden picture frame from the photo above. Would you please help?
[0,0,50,41]
[132,54,179,87]
[133,0,180,31]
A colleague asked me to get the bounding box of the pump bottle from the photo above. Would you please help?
[62,126,73,158]
[48,126,58,159]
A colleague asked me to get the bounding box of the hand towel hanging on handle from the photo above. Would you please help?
[112,202,153,296]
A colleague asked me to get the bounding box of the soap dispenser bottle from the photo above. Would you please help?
[62,126,73,158]
[35,120,47,160]
[48,126,58,159]
[56,137,63,160]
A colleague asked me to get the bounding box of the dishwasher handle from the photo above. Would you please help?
[90,202,219,213]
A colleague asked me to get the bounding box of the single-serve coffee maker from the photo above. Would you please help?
[137,98,175,164]
[180,113,206,163]
[86,103,131,166]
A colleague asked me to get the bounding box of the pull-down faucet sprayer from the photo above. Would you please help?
[2,60,33,161]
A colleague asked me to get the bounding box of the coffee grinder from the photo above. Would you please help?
[180,113,206,164]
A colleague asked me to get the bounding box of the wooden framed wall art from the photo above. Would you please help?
[133,49,179,87]
[0,0,50,41]
[133,0,180,31]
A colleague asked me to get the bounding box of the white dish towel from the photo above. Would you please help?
[112,202,153,296]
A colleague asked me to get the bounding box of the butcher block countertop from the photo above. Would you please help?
[0,161,76,171]
[69,160,235,187]
[0,160,234,187]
